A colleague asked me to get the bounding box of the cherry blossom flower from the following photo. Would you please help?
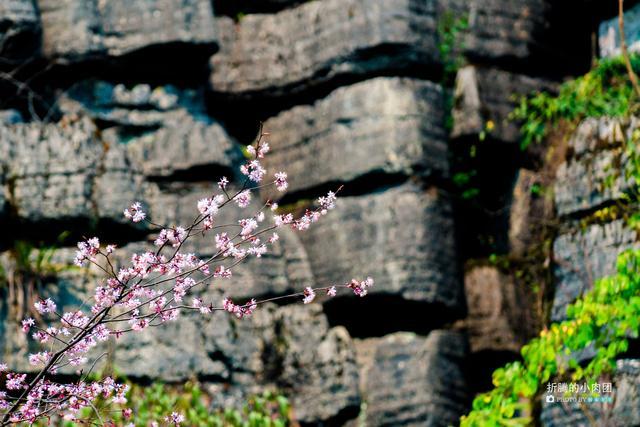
[218,176,229,190]
[275,171,288,191]
[123,202,146,223]
[303,287,316,304]
[327,286,337,297]
[34,298,56,314]
[234,190,251,208]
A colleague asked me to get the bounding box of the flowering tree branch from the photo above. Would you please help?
[0,128,372,425]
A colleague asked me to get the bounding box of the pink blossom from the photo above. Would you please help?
[240,159,266,183]
[155,227,187,248]
[239,218,258,236]
[327,286,337,297]
[34,298,57,314]
[197,195,223,216]
[28,351,51,366]
[274,213,293,227]
[318,191,337,213]
[348,277,374,297]
[123,202,146,223]
[129,318,150,331]
[21,318,35,332]
[303,287,316,304]
[6,373,27,390]
[166,411,185,425]
[275,171,288,191]
[234,190,252,208]
[214,265,232,278]
[218,176,229,189]
[74,237,100,266]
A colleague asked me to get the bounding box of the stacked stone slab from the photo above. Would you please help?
[355,331,469,426]
[37,0,217,60]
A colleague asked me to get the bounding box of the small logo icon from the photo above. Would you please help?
[545,394,555,403]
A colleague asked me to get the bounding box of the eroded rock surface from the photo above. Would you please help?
[39,0,217,60]
[356,331,469,426]
[299,183,463,313]
[262,77,447,201]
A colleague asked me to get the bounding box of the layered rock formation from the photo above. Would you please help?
[0,0,631,426]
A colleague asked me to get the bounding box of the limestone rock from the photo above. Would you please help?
[61,81,239,179]
[0,0,40,59]
[464,266,531,354]
[210,0,441,98]
[298,183,464,313]
[357,331,469,426]
[2,117,103,222]
[508,168,553,257]
[451,66,556,143]
[456,0,550,64]
[210,0,575,99]
[552,220,638,321]
[39,0,216,60]
[555,117,636,217]
[277,304,361,424]
[262,77,447,201]
[0,117,148,225]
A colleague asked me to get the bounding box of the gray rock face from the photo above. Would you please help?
[451,66,556,143]
[464,266,532,354]
[552,220,638,321]
[209,0,441,98]
[61,81,239,179]
[39,0,216,60]
[356,331,469,427]
[277,304,361,424]
[262,77,447,201]
[508,168,553,258]
[0,117,146,224]
[455,0,551,64]
[540,359,640,427]
[210,0,568,99]
[299,184,464,313]
[555,117,635,217]
[0,0,40,59]
[1,117,103,222]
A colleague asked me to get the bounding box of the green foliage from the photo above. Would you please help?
[461,249,640,426]
[66,382,292,427]
[453,170,480,200]
[511,54,640,150]
[462,54,640,426]
[436,11,469,88]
